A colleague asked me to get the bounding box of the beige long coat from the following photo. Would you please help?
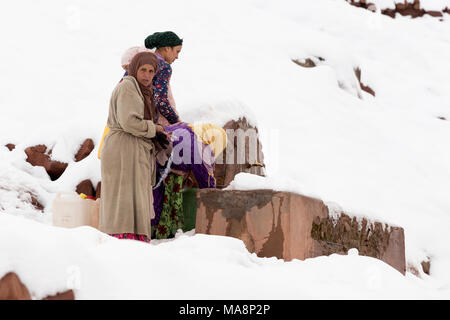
[99,76,156,239]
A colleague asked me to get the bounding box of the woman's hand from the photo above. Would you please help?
[155,124,171,139]
[155,124,165,133]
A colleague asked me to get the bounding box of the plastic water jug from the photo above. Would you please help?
[52,192,98,228]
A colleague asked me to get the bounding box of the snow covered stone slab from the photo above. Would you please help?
[195,189,405,275]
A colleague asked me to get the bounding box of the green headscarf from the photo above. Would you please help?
[144,31,183,49]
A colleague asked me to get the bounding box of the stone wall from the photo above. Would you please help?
[195,189,406,274]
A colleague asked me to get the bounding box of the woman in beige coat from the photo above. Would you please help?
[99,52,166,243]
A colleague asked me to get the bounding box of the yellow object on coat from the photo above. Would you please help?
[98,125,110,159]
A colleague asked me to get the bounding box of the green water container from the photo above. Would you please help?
[181,188,198,232]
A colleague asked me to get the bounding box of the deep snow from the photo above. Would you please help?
[1,0,450,299]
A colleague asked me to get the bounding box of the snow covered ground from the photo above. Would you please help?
[1,0,450,299]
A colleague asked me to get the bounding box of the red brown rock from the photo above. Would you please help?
[0,272,31,300]
[347,0,448,19]
[5,144,15,151]
[0,272,75,300]
[76,179,95,197]
[30,194,44,212]
[45,161,69,181]
[195,189,406,274]
[25,144,49,167]
[354,67,376,97]
[75,138,95,162]
[43,290,75,300]
[25,145,68,181]
[421,259,431,275]
[214,117,265,188]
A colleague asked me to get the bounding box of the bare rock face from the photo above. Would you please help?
[5,144,15,151]
[76,179,95,197]
[75,138,94,162]
[25,145,68,181]
[195,189,406,274]
[214,117,265,188]
[0,272,75,300]
[311,213,406,274]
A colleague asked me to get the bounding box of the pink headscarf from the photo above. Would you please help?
[121,46,153,67]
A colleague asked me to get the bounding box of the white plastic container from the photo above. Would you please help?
[52,192,94,228]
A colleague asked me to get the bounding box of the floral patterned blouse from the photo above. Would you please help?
[153,54,179,124]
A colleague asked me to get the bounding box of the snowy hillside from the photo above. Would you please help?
[1,0,450,299]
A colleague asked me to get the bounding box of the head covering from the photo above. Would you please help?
[144,31,183,49]
[121,46,153,67]
[128,51,159,121]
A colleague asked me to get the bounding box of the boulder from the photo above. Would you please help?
[25,145,68,181]
[76,179,95,198]
[0,272,75,300]
[195,189,406,274]
[214,117,265,188]
[0,272,31,300]
[75,138,94,162]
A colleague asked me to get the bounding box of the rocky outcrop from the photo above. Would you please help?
[213,117,265,188]
[24,139,95,181]
[195,189,406,274]
[346,0,449,19]
[0,272,74,300]
[25,145,68,181]
[5,144,15,151]
[75,138,94,162]
[311,213,405,273]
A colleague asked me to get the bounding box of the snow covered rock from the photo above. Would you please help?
[5,144,15,151]
[346,0,450,18]
[75,179,96,198]
[0,272,74,300]
[195,189,406,274]
[74,139,94,162]
[214,117,265,188]
[24,145,68,181]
